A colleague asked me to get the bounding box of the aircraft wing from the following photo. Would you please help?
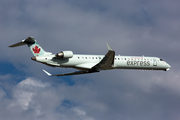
[91,43,115,71]
[43,69,99,76]
[43,43,115,76]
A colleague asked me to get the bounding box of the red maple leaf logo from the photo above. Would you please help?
[32,46,41,53]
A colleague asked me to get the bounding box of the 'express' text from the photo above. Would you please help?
[127,61,150,66]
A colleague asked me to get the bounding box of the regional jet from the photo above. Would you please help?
[9,37,171,76]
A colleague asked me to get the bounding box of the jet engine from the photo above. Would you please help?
[56,51,73,59]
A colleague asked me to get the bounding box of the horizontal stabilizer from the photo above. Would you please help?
[9,37,36,47]
[9,42,26,47]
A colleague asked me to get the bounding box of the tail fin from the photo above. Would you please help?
[9,37,47,56]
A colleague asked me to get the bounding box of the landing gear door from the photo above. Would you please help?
[153,59,157,66]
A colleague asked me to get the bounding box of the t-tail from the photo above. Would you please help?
[9,37,47,56]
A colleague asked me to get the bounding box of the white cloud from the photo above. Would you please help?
[72,108,95,120]
[0,88,6,100]
[0,72,180,120]
[0,77,96,120]
[11,78,49,110]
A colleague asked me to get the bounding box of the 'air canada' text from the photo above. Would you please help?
[127,60,150,66]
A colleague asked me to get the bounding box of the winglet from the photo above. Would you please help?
[43,69,52,76]
[106,43,113,51]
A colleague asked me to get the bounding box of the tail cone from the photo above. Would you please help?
[31,56,36,61]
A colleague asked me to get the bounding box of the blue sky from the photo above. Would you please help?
[0,0,180,120]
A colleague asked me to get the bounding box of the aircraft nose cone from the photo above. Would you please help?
[31,56,36,61]
[167,63,171,68]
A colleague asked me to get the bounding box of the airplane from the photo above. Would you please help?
[9,37,171,76]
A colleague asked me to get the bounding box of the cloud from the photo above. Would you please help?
[72,108,95,120]
[0,73,180,120]
[12,78,50,110]
[0,74,12,80]
[0,77,97,120]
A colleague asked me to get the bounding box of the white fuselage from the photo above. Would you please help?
[10,37,171,76]
[34,54,171,71]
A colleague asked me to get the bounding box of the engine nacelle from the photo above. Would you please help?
[56,51,73,59]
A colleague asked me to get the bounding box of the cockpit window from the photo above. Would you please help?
[160,59,163,61]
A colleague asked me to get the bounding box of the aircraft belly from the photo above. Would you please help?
[57,57,98,70]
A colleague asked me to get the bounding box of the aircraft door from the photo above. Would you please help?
[153,59,157,66]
